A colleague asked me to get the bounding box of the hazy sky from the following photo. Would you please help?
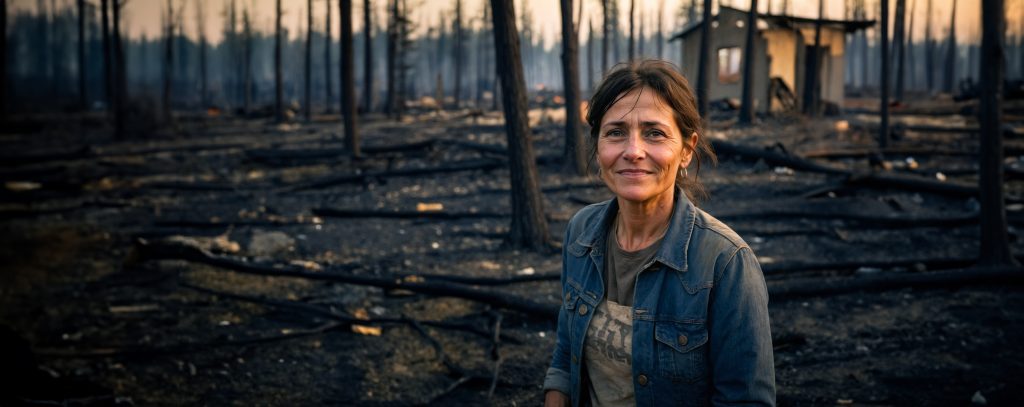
[9,0,1019,46]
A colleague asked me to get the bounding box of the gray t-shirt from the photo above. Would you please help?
[604,220,662,306]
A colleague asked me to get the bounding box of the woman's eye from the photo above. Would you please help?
[646,130,666,138]
[605,129,624,137]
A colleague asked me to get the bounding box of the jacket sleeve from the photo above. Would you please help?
[542,224,574,396]
[708,247,776,406]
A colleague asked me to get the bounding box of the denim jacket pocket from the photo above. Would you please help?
[654,321,709,383]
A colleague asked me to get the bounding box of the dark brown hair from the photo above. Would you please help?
[586,59,717,203]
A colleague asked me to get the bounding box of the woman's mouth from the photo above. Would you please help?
[617,169,651,178]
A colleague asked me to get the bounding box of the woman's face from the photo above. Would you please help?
[597,87,695,205]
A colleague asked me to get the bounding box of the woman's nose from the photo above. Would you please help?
[622,132,644,161]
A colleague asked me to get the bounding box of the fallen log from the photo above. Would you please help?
[767,266,1024,300]
[135,238,560,318]
[311,207,508,220]
[287,158,504,191]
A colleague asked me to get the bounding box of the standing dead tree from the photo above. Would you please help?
[942,0,957,93]
[601,0,609,74]
[880,0,890,148]
[385,0,398,117]
[362,0,373,113]
[112,0,127,139]
[243,6,253,115]
[323,0,332,112]
[978,0,1018,268]
[77,0,86,109]
[489,0,553,251]
[892,0,906,101]
[196,0,207,109]
[925,0,934,92]
[340,0,360,156]
[161,0,181,123]
[304,0,313,121]
[275,0,284,123]
[628,0,635,61]
[453,0,464,108]
[803,0,824,116]
[102,0,112,113]
[696,0,711,119]
[587,18,594,90]
[738,0,758,125]
[560,0,585,176]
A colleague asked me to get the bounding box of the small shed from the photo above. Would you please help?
[669,6,873,113]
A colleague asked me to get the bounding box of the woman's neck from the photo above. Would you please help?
[615,192,674,252]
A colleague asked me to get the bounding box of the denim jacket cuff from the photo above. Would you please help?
[542,366,571,395]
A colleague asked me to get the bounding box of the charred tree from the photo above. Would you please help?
[161,0,175,122]
[102,0,112,111]
[942,0,957,93]
[978,0,1018,267]
[385,0,398,116]
[0,0,4,123]
[453,0,464,108]
[738,0,758,124]
[696,0,712,118]
[628,0,635,60]
[243,7,253,115]
[197,0,207,108]
[325,0,333,112]
[859,0,869,90]
[656,0,664,59]
[803,0,824,116]
[112,0,126,139]
[362,0,373,113]
[892,0,906,101]
[304,0,312,121]
[587,18,594,91]
[601,0,609,73]
[341,0,360,156]
[925,0,934,92]
[880,0,890,148]
[906,0,916,91]
[275,0,284,123]
[560,0,585,176]
[489,0,553,251]
[77,0,86,109]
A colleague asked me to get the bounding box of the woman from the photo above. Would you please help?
[542,60,775,406]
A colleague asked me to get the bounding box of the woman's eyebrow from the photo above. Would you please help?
[601,120,669,128]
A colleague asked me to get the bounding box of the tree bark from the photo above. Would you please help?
[942,0,957,93]
[304,0,312,121]
[385,0,397,116]
[880,0,890,148]
[739,0,758,124]
[325,0,332,112]
[341,0,360,157]
[560,0,586,176]
[601,0,609,74]
[102,0,112,113]
[77,0,86,109]
[587,18,594,91]
[197,0,207,109]
[274,0,284,123]
[905,0,915,91]
[112,0,125,139]
[803,0,823,116]
[162,0,173,122]
[892,0,906,101]
[362,0,373,113]
[628,0,635,61]
[696,0,712,119]
[978,0,1018,267]
[453,0,463,108]
[243,8,252,115]
[924,0,933,92]
[0,0,5,123]
[489,0,553,251]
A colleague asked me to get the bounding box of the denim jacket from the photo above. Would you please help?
[543,189,775,406]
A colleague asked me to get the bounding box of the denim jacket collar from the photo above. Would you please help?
[573,187,697,273]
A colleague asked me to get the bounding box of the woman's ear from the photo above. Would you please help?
[681,131,698,167]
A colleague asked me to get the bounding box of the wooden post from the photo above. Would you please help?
[489,0,552,251]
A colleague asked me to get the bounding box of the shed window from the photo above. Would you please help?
[717,47,742,84]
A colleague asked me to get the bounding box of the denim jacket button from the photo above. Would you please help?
[678,334,688,346]
[578,304,588,315]
[565,292,571,303]
[637,374,648,386]
[572,355,578,364]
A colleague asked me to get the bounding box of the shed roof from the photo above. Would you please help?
[669,5,875,42]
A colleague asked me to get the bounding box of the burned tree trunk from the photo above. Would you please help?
[340,0,360,157]
[587,18,594,91]
[275,0,284,123]
[112,0,125,139]
[385,0,397,116]
[102,0,112,112]
[892,0,906,101]
[803,0,823,116]
[243,7,253,115]
[656,1,663,59]
[628,0,635,61]
[195,0,208,109]
[453,0,463,108]
[77,0,86,109]
[489,0,553,251]
[362,0,373,113]
[696,0,712,119]
[879,0,890,148]
[560,0,585,176]
[0,0,4,123]
[738,0,758,125]
[942,0,957,94]
[925,0,934,92]
[601,0,609,74]
[304,0,312,121]
[325,0,333,112]
[978,0,1018,267]
[905,0,915,91]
